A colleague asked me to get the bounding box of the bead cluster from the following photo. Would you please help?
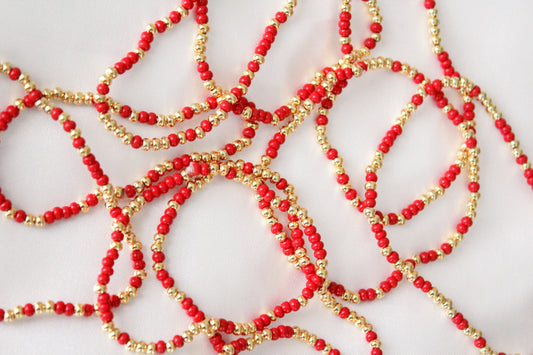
[0,0,530,354]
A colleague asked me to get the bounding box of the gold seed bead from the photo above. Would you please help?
[166,340,177,351]
[14,306,23,319]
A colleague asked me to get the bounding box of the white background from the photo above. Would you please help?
[0,0,532,354]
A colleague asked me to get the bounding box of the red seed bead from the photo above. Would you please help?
[421,281,432,293]
[412,94,423,106]
[366,331,377,342]
[155,20,166,33]
[155,340,166,354]
[181,0,194,10]
[315,339,326,351]
[118,332,130,345]
[131,135,143,149]
[225,144,237,155]
[23,303,35,317]
[86,194,98,206]
[457,319,469,330]
[96,83,109,95]
[474,337,487,348]
[339,307,350,319]
[173,335,184,348]
[248,61,260,72]
[275,12,287,23]
[341,43,353,54]
[8,67,21,80]
[14,210,26,223]
[391,61,402,72]
[65,303,75,316]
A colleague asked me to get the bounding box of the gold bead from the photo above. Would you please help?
[4,310,15,322]
[14,306,23,319]
[35,302,45,314]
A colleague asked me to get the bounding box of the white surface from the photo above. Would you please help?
[0,0,532,354]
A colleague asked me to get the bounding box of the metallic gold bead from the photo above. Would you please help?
[189,322,201,335]
[297,295,308,307]
[4,310,14,322]
[126,285,138,297]
[222,344,235,355]
[14,306,23,319]
[381,246,392,256]
[146,343,156,354]
[24,215,36,226]
[370,340,381,348]
[174,291,186,303]
[406,272,418,282]
[166,339,176,351]
[34,302,45,314]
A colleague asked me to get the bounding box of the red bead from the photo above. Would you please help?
[162,277,174,288]
[185,128,196,141]
[367,288,377,300]
[341,43,353,54]
[412,94,423,106]
[366,331,377,342]
[516,154,528,165]
[466,85,480,97]
[14,210,26,223]
[386,252,399,263]
[8,67,21,80]
[118,332,130,345]
[391,61,402,72]
[457,319,469,330]
[23,303,35,317]
[180,0,193,9]
[248,61,260,72]
[155,20,166,33]
[339,307,350,319]
[468,182,480,192]
[138,39,151,51]
[167,10,181,23]
[363,38,376,49]
[86,194,98,206]
[337,173,349,185]
[370,22,382,33]
[425,2,436,11]
[474,337,486,348]
[421,281,432,293]
[156,340,166,354]
[96,83,109,95]
[275,12,287,23]
[130,276,142,288]
[65,303,75,316]
[131,135,143,148]
[441,243,452,254]
[72,137,85,149]
[62,120,76,132]
[225,144,237,155]
[314,339,326,351]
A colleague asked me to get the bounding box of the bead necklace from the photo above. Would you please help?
[192,0,383,127]
[0,0,531,354]
[0,62,115,226]
[423,0,533,190]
